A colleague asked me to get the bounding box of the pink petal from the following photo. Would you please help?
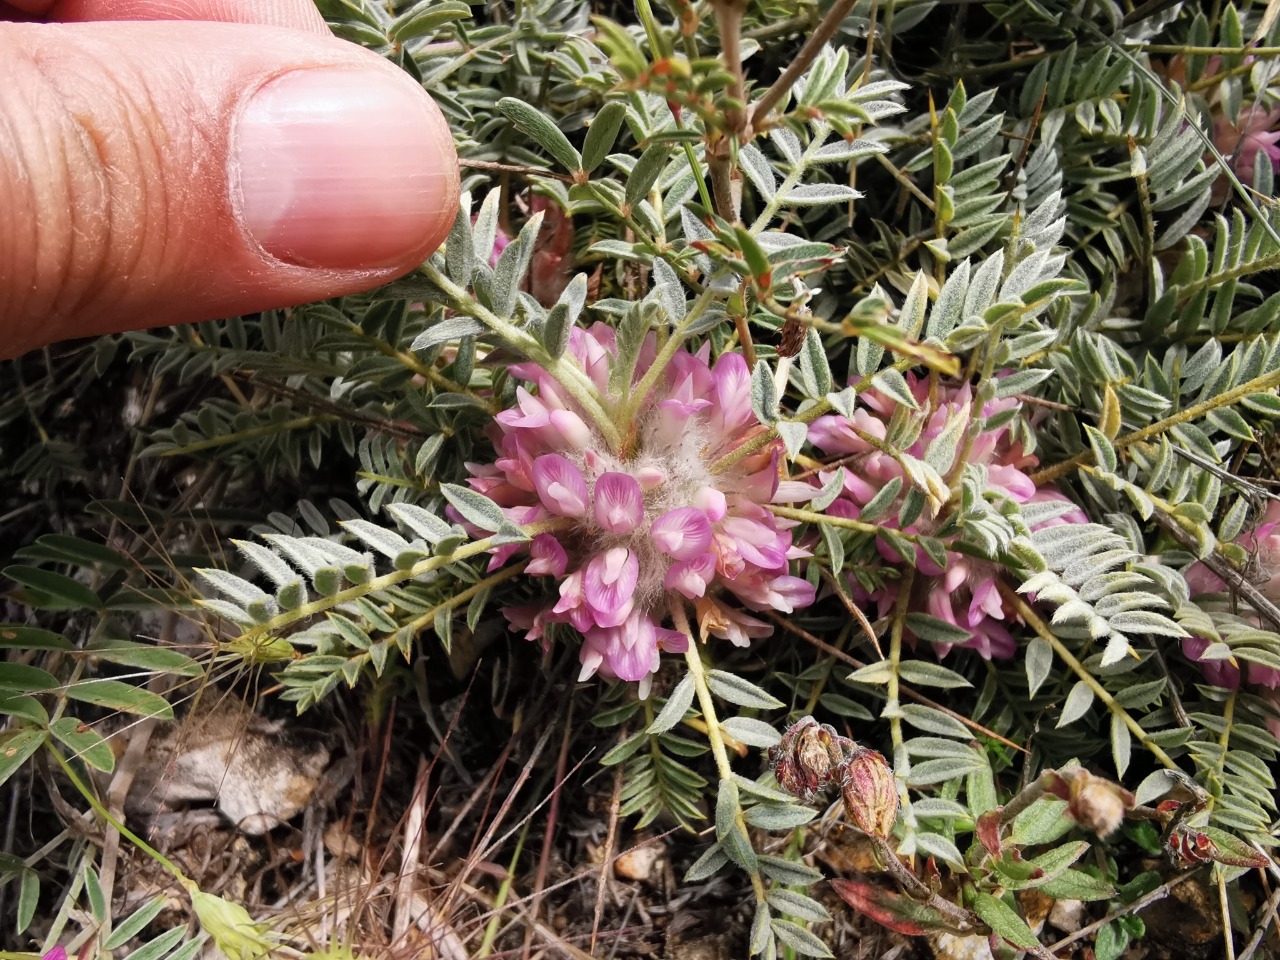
[652,507,715,560]
[549,409,592,449]
[719,516,787,570]
[1247,663,1280,689]
[552,570,595,632]
[583,547,639,627]
[593,472,645,533]
[961,621,1016,660]
[1183,635,1241,689]
[635,466,667,490]
[532,454,589,517]
[710,352,754,434]
[664,553,717,598]
[526,534,568,576]
[694,485,729,521]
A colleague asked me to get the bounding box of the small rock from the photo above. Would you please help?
[125,699,330,834]
[324,822,361,860]
[930,932,993,960]
[1047,898,1085,933]
[615,841,663,881]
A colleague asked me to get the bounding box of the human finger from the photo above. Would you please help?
[0,20,459,358]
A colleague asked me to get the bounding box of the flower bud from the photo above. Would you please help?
[189,888,274,960]
[840,747,899,839]
[1065,769,1132,838]
[769,716,844,801]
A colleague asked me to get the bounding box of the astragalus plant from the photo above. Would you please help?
[7,0,1280,957]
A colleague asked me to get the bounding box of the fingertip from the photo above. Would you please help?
[233,65,459,272]
[47,0,328,34]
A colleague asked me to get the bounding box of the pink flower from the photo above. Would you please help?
[468,323,816,690]
[43,948,67,960]
[1185,500,1280,600]
[1215,106,1280,186]
[1182,501,1280,690]
[808,374,1083,661]
[1181,635,1280,690]
[532,454,589,517]
[652,507,715,560]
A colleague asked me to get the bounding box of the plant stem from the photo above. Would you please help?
[673,603,767,903]
[998,584,1178,770]
[417,260,623,451]
[399,562,527,639]
[750,0,859,129]
[1031,367,1280,485]
[46,743,190,886]
[770,504,911,539]
[155,416,331,456]
[675,606,733,780]
[228,519,569,642]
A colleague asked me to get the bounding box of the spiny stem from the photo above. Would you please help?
[998,583,1178,770]
[1031,367,1280,485]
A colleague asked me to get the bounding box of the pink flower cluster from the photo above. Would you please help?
[806,375,1085,660]
[465,324,815,690]
[1182,500,1280,689]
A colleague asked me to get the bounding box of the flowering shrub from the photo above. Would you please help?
[9,1,1280,957]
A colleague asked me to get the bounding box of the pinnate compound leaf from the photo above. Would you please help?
[0,624,73,650]
[745,803,817,830]
[684,842,729,882]
[1039,868,1116,901]
[750,902,772,957]
[721,716,782,748]
[758,855,824,886]
[770,919,833,958]
[49,717,115,773]
[65,680,174,720]
[122,926,190,960]
[4,566,102,610]
[440,483,507,532]
[105,896,168,949]
[767,888,831,923]
[388,0,472,40]
[581,101,628,174]
[1057,680,1095,727]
